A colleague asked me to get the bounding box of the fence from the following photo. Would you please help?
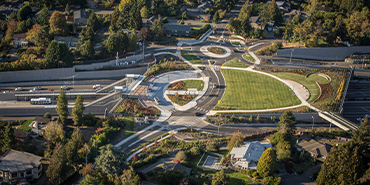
[73,55,144,71]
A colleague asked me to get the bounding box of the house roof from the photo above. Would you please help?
[295,140,333,157]
[54,36,80,48]
[250,16,260,24]
[34,116,50,124]
[142,15,158,25]
[74,9,90,19]
[318,5,331,12]
[0,0,23,10]
[0,149,43,172]
[13,129,30,139]
[163,162,192,175]
[163,24,191,32]
[13,33,27,39]
[230,141,272,163]
[198,0,212,10]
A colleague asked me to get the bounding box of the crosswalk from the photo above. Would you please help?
[194,106,209,113]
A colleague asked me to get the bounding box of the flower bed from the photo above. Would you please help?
[317,83,333,101]
[168,94,197,106]
[207,47,225,54]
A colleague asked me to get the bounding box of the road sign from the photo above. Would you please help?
[218,100,220,104]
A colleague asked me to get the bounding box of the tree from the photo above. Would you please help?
[65,4,70,14]
[65,127,84,167]
[277,111,296,136]
[140,6,149,18]
[45,40,60,67]
[46,143,68,184]
[26,24,51,47]
[56,87,69,124]
[118,166,141,185]
[95,144,127,175]
[1,20,17,47]
[44,121,65,144]
[267,0,282,23]
[276,140,291,162]
[80,163,94,176]
[109,8,120,32]
[270,132,286,146]
[138,27,151,42]
[87,11,99,31]
[239,0,252,21]
[79,40,95,60]
[80,174,100,185]
[128,30,139,51]
[0,119,7,150]
[36,7,50,26]
[81,26,95,42]
[257,148,277,178]
[72,95,85,125]
[206,144,219,152]
[44,112,52,119]
[227,131,244,151]
[118,0,134,12]
[49,11,68,36]
[2,122,15,152]
[150,15,164,41]
[58,42,75,67]
[17,4,32,21]
[15,21,27,33]
[175,151,187,161]
[213,11,219,24]
[212,170,230,185]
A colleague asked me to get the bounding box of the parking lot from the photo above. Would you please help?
[342,80,370,123]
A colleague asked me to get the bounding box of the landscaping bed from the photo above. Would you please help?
[216,69,301,110]
[113,98,160,116]
[168,80,204,91]
[317,83,333,101]
[242,53,255,63]
[167,94,197,106]
[180,52,203,64]
[223,59,249,68]
[207,47,225,54]
[147,56,191,77]
[230,41,241,45]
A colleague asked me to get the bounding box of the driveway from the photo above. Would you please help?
[280,164,320,185]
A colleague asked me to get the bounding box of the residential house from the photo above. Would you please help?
[283,9,312,22]
[318,5,331,12]
[35,9,55,18]
[54,36,80,49]
[0,0,23,12]
[13,33,28,48]
[163,24,191,37]
[163,162,192,175]
[13,130,31,143]
[180,0,212,21]
[87,0,98,8]
[229,141,272,170]
[0,149,43,184]
[267,0,290,13]
[294,139,333,162]
[250,16,264,30]
[142,15,158,28]
[0,30,4,39]
[74,9,90,26]
[30,116,51,135]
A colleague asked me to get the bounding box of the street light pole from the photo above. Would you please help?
[290,49,294,63]
[312,116,314,130]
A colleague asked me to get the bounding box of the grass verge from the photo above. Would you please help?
[217,69,301,110]
[223,59,249,68]
[271,73,330,103]
[123,116,135,138]
[181,52,203,64]
[243,53,255,63]
[184,80,204,90]
[18,120,33,132]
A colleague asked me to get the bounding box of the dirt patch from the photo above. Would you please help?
[317,83,333,101]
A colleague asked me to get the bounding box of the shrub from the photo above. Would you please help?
[136,112,143,117]
[44,112,52,119]
[175,151,187,161]
[246,169,254,176]
[190,147,202,156]
[206,144,219,152]
[163,17,169,23]
[249,115,253,121]
[304,152,311,160]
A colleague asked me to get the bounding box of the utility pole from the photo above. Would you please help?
[312,116,314,130]
[290,49,294,63]
[116,52,119,66]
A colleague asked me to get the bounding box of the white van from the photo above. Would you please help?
[93,84,101,89]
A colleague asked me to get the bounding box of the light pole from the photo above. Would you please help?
[312,116,314,130]
[290,49,294,63]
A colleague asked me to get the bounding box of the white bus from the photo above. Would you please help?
[30,98,51,105]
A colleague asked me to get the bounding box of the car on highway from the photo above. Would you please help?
[3,91,11,93]
[357,118,364,122]
[29,89,37,92]
[93,84,101,89]
[35,86,42,90]
[15,87,22,91]
[195,112,202,116]
[48,89,54,91]
[355,86,361,89]
[365,114,370,118]
[233,49,243,53]
[61,85,69,90]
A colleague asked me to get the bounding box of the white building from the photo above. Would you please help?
[229,141,272,170]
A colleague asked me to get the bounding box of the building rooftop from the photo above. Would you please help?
[0,150,43,172]
[0,0,23,10]
[13,33,27,39]
[295,140,332,157]
[163,24,191,32]
[230,141,272,163]
[34,116,50,124]
[54,36,80,48]
[74,9,90,19]
[13,129,30,139]
[163,162,192,175]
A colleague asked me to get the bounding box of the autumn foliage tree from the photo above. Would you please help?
[26,24,51,47]
[44,121,65,144]
[227,131,244,151]
[49,11,68,36]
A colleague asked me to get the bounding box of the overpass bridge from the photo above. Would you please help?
[319,111,358,131]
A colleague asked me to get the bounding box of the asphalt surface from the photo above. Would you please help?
[342,80,370,123]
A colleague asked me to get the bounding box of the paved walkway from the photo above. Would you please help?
[178,29,214,46]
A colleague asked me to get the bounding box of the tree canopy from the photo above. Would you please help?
[46,143,68,184]
[212,170,230,185]
[49,11,68,36]
[56,88,69,124]
[257,148,277,178]
[95,144,127,175]
[278,111,296,136]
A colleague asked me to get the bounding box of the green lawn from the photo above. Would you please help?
[223,59,249,68]
[243,53,255,63]
[226,171,253,185]
[183,80,204,90]
[271,73,330,103]
[218,69,301,110]
[181,52,203,64]
[231,41,241,45]
[123,116,135,138]
[18,120,33,132]
[291,162,311,174]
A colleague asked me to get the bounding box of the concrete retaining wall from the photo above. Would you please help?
[0,67,147,83]
[74,55,144,70]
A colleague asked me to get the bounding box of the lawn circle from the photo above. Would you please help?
[200,45,231,58]
[207,47,226,54]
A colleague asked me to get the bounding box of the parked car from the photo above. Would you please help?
[3,91,11,93]
[61,85,69,90]
[15,87,22,91]
[48,89,54,91]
